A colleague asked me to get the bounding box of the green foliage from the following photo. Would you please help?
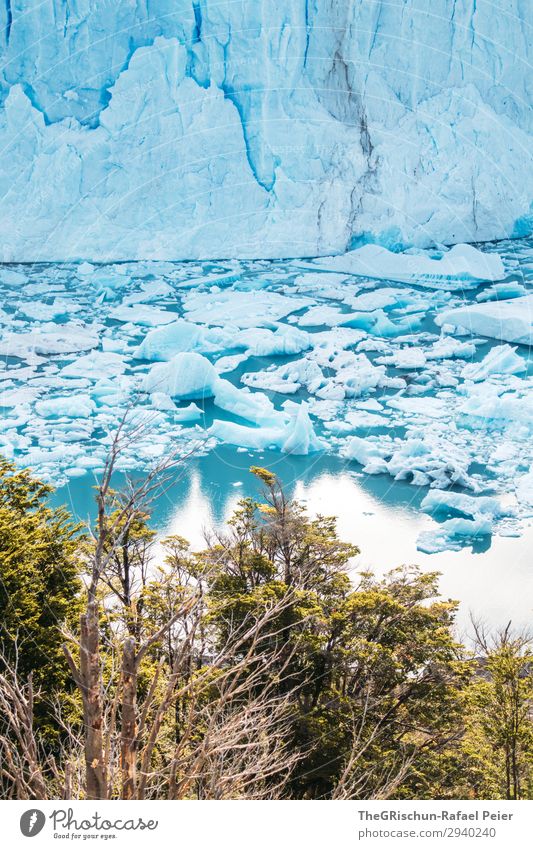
[0,459,83,733]
[199,470,467,799]
[2,459,532,801]
[460,633,533,799]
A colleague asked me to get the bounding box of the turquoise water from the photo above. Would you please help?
[53,443,533,635]
[1,237,531,633]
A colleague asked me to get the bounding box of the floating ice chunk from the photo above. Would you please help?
[461,344,526,382]
[0,365,37,383]
[121,280,173,305]
[215,354,249,374]
[77,262,95,276]
[417,517,493,554]
[35,395,96,418]
[143,352,219,399]
[1,387,41,406]
[210,402,324,455]
[326,410,386,432]
[342,436,389,467]
[235,325,311,356]
[264,349,386,402]
[459,384,533,429]
[345,289,407,312]
[329,353,385,399]
[357,399,384,411]
[209,420,280,452]
[19,299,82,321]
[65,467,88,478]
[173,270,241,290]
[110,305,177,326]
[0,324,100,357]
[183,291,313,328]
[516,469,533,509]
[0,268,27,286]
[386,396,449,420]
[242,358,324,396]
[298,305,345,327]
[436,295,533,345]
[313,244,505,288]
[382,435,473,490]
[150,392,177,411]
[426,336,477,360]
[213,380,281,426]
[61,351,126,379]
[133,320,231,361]
[356,339,391,354]
[102,337,128,353]
[476,281,527,302]
[143,351,280,427]
[174,403,202,423]
[421,490,508,520]
[312,328,367,356]
[336,309,423,338]
[377,348,427,369]
[281,403,325,454]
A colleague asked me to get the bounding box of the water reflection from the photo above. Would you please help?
[55,445,533,636]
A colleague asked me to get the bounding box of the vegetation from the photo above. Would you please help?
[0,448,532,801]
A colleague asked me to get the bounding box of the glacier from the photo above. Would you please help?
[0,0,531,261]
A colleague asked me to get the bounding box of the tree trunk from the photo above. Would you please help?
[121,637,137,799]
[80,608,107,800]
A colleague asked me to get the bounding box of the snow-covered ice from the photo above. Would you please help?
[312,244,506,288]
[0,237,531,553]
[437,295,533,345]
[0,4,530,260]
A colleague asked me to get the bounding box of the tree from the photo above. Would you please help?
[6,450,528,803]
[460,623,533,800]
[58,432,302,801]
[0,458,82,735]
[201,468,467,799]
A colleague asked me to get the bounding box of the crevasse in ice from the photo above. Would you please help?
[0,1,531,260]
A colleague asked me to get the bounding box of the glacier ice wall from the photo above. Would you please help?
[0,0,531,261]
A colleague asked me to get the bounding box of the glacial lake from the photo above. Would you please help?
[54,443,533,637]
[0,236,531,636]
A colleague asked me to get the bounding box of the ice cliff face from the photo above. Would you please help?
[0,1,531,261]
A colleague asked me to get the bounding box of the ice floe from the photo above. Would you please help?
[311,244,506,288]
[437,295,533,345]
[0,238,531,553]
[461,345,526,382]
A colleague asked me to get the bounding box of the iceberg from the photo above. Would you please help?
[417,517,493,555]
[142,353,219,400]
[436,296,533,345]
[210,403,324,456]
[144,351,284,428]
[183,291,313,329]
[312,244,506,288]
[421,491,509,521]
[461,345,526,382]
[133,321,231,361]
[35,395,96,419]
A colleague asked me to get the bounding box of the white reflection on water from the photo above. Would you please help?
[163,469,533,637]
